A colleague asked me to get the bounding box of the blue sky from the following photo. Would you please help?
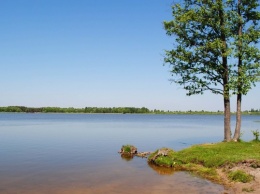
[0,0,259,111]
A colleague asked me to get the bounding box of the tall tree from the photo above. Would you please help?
[164,0,234,141]
[228,0,260,141]
[164,0,260,142]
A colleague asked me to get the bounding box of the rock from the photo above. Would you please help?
[157,149,169,156]
[151,148,172,161]
[136,152,151,158]
[119,145,151,158]
[120,145,137,155]
[148,148,175,167]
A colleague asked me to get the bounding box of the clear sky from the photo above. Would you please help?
[0,0,259,111]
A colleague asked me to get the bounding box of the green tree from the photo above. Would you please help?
[164,0,260,142]
[164,0,234,141]
[229,0,260,141]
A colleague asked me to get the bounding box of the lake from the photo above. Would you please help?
[0,113,259,193]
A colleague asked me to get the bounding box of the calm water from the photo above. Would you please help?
[0,113,259,194]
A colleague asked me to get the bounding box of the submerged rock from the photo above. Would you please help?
[136,152,151,158]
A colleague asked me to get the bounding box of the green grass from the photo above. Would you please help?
[148,141,260,183]
[121,145,133,153]
[124,146,131,153]
[154,156,174,167]
[228,170,254,183]
[148,148,176,167]
[173,141,260,168]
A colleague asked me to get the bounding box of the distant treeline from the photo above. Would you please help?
[0,106,150,114]
[0,106,259,115]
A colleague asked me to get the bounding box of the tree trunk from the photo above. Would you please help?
[223,91,231,142]
[223,57,231,142]
[233,0,243,142]
[233,94,242,141]
[219,0,231,142]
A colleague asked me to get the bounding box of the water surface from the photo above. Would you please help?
[0,113,259,193]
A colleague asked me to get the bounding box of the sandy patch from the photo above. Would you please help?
[217,160,260,194]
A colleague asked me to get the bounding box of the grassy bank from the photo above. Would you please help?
[148,141,260,184]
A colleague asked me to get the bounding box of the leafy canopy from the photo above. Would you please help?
[164,0,260,96]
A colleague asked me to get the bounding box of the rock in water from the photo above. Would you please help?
[120,145,137,155]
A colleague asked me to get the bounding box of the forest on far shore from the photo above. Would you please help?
[0,106,259,115]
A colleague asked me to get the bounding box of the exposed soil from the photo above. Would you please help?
[218,160,260,194]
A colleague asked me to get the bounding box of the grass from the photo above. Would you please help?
[148,148,176,167]
[228,170,253,183]
[148,141,260,183]
[172,141,260,168]
[123,145,131,153]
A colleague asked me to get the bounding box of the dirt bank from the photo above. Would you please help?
[218,161,260,194]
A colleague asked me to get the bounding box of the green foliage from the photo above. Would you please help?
[164,0,260,96]
[228,170,253,183]
[228,0,260,96]
[0,106,150,114]
[249,108,260,113]
[1,106,259,115]
[251,129,260,141]
[164,0,260,142]
[84,107,149,114]
[164,0,231,96]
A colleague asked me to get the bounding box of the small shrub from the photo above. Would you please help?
[228,170,253,183]
[251,129,259,141]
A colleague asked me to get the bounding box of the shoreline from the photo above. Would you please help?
[148,142,260,193]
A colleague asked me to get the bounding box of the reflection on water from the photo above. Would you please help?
[1,113,256,193]
[120,154,134,161]
[148,163,176,175]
